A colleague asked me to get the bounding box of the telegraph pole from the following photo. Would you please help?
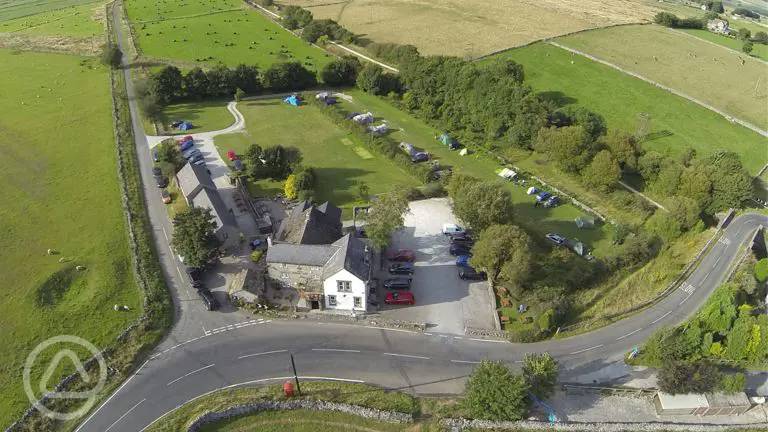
[289,353,302,396]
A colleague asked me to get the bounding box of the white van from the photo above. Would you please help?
[442,223,465,235]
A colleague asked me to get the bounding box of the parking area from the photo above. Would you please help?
[377,198,497,335]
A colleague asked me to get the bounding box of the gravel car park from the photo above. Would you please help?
[379,198,497,334]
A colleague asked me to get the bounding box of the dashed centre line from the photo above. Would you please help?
[650,311,673,324]
[569,345,603,355]
[167,364,215,386]
[382,353,430,360]
[238,350,287,359]
[616,328,643,341]
[312,348,361,353]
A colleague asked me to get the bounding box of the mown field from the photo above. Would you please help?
[0,50,141,427]
[0,0,99,22]
[158,99,234,134]
[124,0,331,69]
[496,42,766,174]
[556,24,768,131]
[214,97,419,214]
[283,0,660,56]
[680,28,768,61]
[0,1,104,37]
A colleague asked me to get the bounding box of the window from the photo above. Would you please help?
[327,295,337,307]
[337,280,352,293]
[353,296,362,308]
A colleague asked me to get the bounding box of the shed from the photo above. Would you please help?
[654,392,751,416]
[575,216,595,229]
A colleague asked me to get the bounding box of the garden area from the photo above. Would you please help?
[0,49,141,427]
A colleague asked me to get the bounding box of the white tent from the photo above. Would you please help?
[498,168,517,180]
[459,148,469,156]
[352,112,374,124]
[526,186,538,195]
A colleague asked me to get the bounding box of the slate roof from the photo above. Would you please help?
[266,234,370,282]
[190,187,235,230]
[176,162,215,203]
[275,200,343,245]
[266,243,336,267]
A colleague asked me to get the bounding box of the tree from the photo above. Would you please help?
[554,105,606,142]
[234,87,245,102]
[522,353,558,398]
[357,181,369,201]
[725,307,758,361]
[645,209,682,244]
[601,130,640,172]
[470,224,532,284]
[263,61,317,91]
[654,12,679,27]
[703,151,753,215]
[151,66,183,105]
[677,166,712,210]
[463,361,530,421]
[535,126,594,174]
[282,5,313,30]
[738,27,752,41]
[666,196,701,230]
[720,373,746,393]
[171,207,218,268]
[356,63,401,95]
[582,150,620,193]
[183,67,210,99]
[155,138,184,171]
[100,43,122,68]
[284,174,298,199]
[698,283,737,334]
[743,41,754,54]
[637,151,665,182]
[302,19,354,43]
[364,191,409,249]
[755,259,768,283]
[321,57,361,86]
[448,177,514,232]
[651,163,682,197]
[658,360,721,394]
[231,64,261,94]
[294,167,316,194]
[206,64,235,97]
[753,31,768,44]
[244,143,264,179]
[258,145,302,180]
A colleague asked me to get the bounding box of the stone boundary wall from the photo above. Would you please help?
[185,400,412,431]
[442,418,768,431]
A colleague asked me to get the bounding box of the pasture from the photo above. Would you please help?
[0,1,104,37]
[495,42,766,174]
[680,28,768,61]
[282,0,660,56]
[557,24,768,130]
[124,0,331,69]
[0,0,100,22]
[213,97,419,214]
[0,50,140,427]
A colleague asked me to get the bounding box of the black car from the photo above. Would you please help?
[449,243,471,256]
[458,267,487,281]
[389,262,414,275]
[383,277,412,290]
[191,280,204,290]
[155,176,168,188]
[450,236,474,247]
[152,166,163,178]
[186,266,203,282]
[199,289,219,311]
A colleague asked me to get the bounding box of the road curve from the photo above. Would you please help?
[90,6,768,431]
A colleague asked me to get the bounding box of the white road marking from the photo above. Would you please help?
[382,353,430,360]
[312,348,361,353]
[161,226,169,243]
[679,290,694,305]
[423,332,433,335]
[104,398,145,432]
[468,338,507,343]
[616,328,643,341]
[569,345,604,355]
[166,364,215,386]
[713,255,722,266]
[238,350,287,359]
[681,283,695,294]
[451,359,481,364]
[74,360,149,432]
[651,311,673,324]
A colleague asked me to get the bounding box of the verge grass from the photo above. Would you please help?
[124,0,332,69]
[495,42,767,174]
[200,410,406,432]
[556,24,768,131]
[213,97,419,215]
[0,49,140,427]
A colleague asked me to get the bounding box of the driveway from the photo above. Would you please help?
[379,198,497,335]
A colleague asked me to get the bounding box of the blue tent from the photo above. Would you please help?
[283,95,301,106]
[178,121,193,131]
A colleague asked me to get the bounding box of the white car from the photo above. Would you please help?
[442,223,465,235]
[545,233,566,245]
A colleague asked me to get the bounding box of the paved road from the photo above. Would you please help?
[82,6,768,431]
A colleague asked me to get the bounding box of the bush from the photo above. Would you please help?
[302,19,354,43]
[100,43,122,68]
[463,361,530,421]
[755,258,768,283]
[523,352,558,398]
[250,250,264,262]
[367,42,420,65]
[719,372,746,393]
[733,8,760,19]
[659,360,721,394]
[263,62,317,92]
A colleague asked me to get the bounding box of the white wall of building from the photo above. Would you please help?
[323,269,366,311]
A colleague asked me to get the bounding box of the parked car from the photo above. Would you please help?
[193,158,206,166]
[161,188,171,204]
[450,235,474,247]
[387,249,415,262]
[536,191,552,202]
[190,153,205,163]
[385,291,414,305]
[383,277,412,290]
[455,255,470,267]
[152,149,159,162]
[545,233,566,245]
[449,243,471,256]
[226,150,237,161]
[199,289,219,311]
[179,140,194,152]
[543,196,560,208]
[152,166,163,178]
[191,280,204,290]
[233,159,244,171]
[186,267,203,282]
[182,135,193,142]
[389,262,414,275]
[184,149,202,160]
[458,266,487,281]
[155,176,168,188]
[442,223,465,235]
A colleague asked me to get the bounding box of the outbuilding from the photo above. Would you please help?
[653,392,752,416]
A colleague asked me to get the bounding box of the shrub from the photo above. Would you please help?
[719,373,746,393]
[522,352,558,398]
[463,361,530,421]
[659,360,721,394]
[755,258,768,283]
[250,250,264,262]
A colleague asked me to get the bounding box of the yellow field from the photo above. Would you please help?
[283,0,663,56]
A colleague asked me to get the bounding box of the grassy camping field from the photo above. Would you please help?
[556,24,768,131]
[0,1,105,37]
[213,97,419,215]
[0,49,141,427]
[158,99,234,134]
[495,42,766,174]
[340,90,615,254]
[124,0,332,69]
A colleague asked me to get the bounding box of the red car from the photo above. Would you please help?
[387,249,415,262]
[182,135,193,142]
[226,150,237,161]
[385,292,414,305]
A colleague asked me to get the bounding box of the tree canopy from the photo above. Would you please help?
[522,352,559,398]
[470,224,532,285]
[463,361,530,421]
[448,176,514,232]
[263,61,317,92]
[321,57,361,86]
[364,191,409,249]
[171,207,219,268]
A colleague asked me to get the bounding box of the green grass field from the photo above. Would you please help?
[0,0,100,22]
[0,49,140,427]
[214,97,419,214]
[124,0,332,69]
[158,99,234,134]
[495,42,767,174]
[0,1,105,37]
[341,90,615,254]
[680,28,768,61]
[201,410,405,432]
[556,24,768,131]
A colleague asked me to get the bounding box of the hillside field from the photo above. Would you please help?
[124,0,332,69]
[0,50,140,427]
[0,1,104,37]
[283,0,661,56]
[679,28,768,61]
[557,24,768,131]
[0,0,100,22]
[495,43,766,174]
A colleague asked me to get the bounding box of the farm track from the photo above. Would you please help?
[547,40,768,137]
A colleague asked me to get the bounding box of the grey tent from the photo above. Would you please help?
[575,216,595,229]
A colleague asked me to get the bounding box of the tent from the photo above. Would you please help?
[316,92,336,105]
[283,95,301,106]
[368,122,389,136]
[575,216,595,229]
[498,168,517,181]
[178,121,193,131]
[459,148,469,156]
[352,112,374,125]
[437,133,459,150]
[572,241,588,257]
[526,186,538,195]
